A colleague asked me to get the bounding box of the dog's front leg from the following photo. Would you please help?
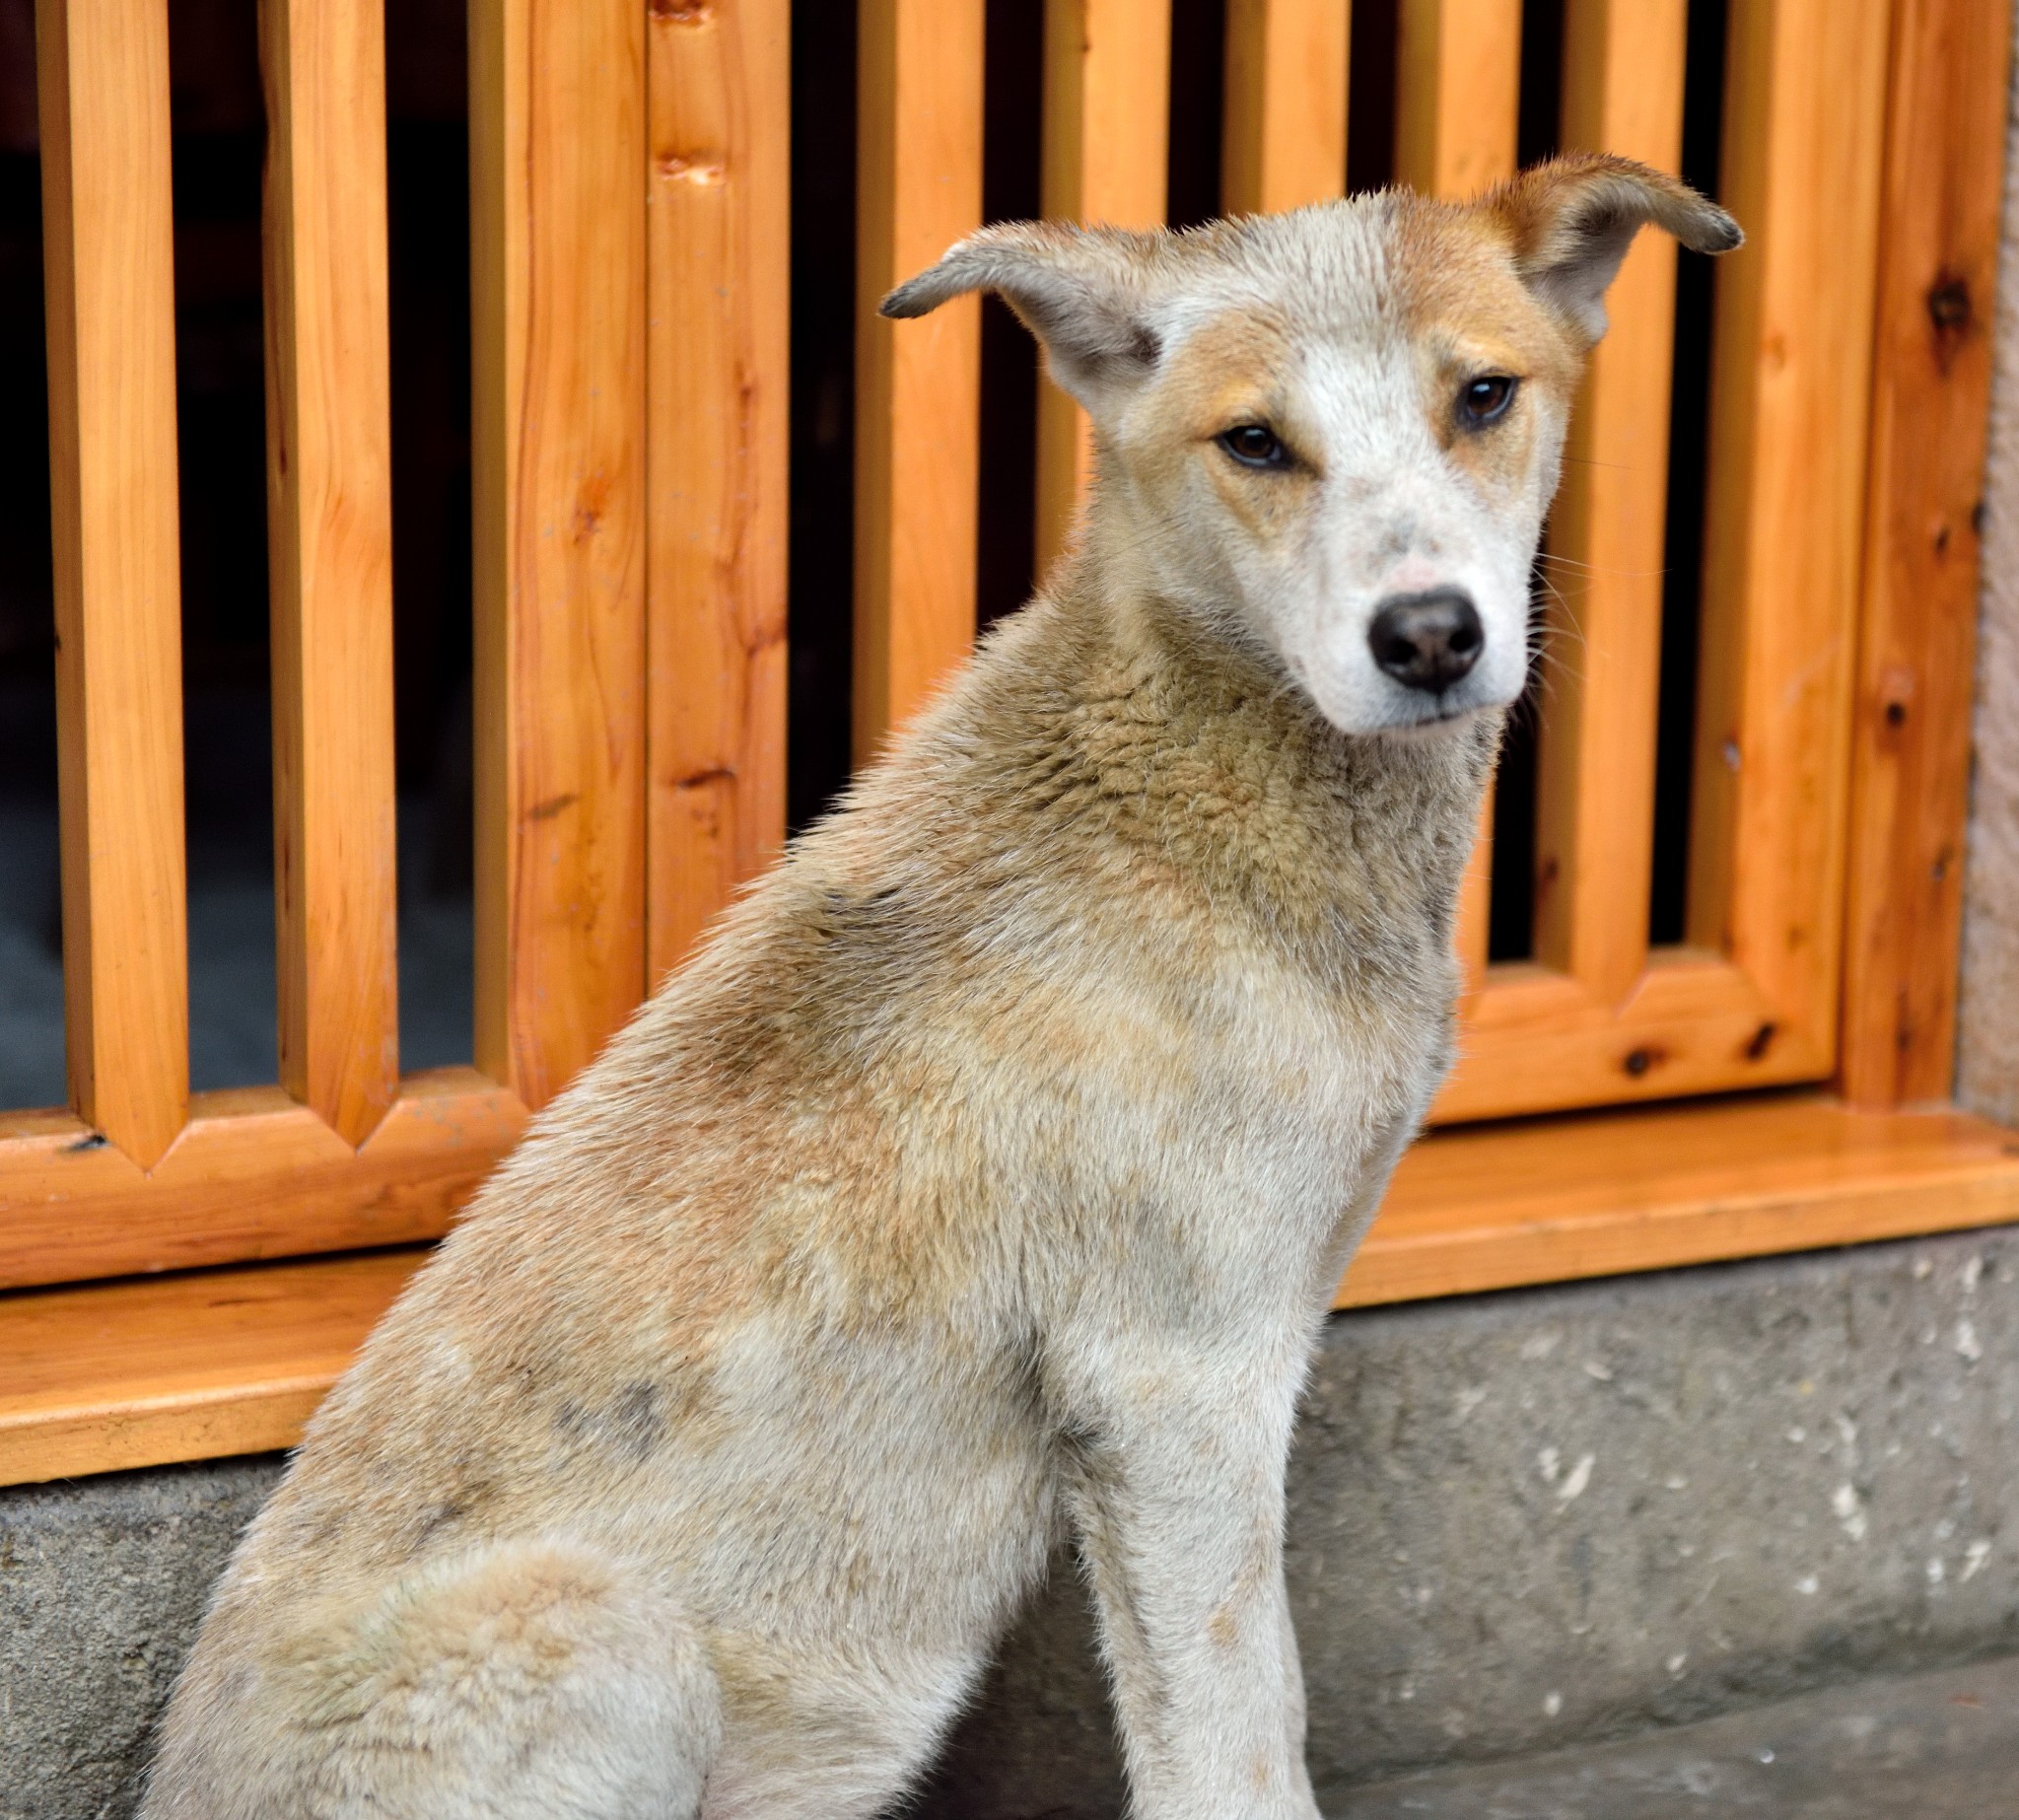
[1061,1342,1318,1820]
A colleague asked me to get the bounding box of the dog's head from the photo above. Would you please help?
[883,155,1740,738]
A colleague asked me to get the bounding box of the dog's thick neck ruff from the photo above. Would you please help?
[841,555,1499,1006]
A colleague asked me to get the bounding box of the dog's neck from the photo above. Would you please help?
[898,532,1500,990]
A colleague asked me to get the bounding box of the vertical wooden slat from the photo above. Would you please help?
[854,0,986,763]
[1529,0,1687,1003]
[261,0,400,1146]
[1453,803,1493,991]
[1222,0,1351,216]
[36,0,189,1168]
[1688,0,1892,1053]
[470,0,649,1111]
[1841,0,2012,1106]
[1395,0,1519,978]
[1394,0,1524,199]
[1034,0,1172,577]
[645,0,790,979]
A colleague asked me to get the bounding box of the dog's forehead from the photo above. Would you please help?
[1151,193,1554,383]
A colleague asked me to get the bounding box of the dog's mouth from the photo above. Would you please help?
[1374,701,1484,743]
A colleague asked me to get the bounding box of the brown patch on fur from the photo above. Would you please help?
[1388,195,1583,498]
[1141,310,1315,538]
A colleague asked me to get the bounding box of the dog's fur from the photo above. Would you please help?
[143,158,1737,1820]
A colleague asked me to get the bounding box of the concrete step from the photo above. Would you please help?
[1335,1652,2019,1818]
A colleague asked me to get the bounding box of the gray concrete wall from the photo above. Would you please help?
[6,1225,2015,1820]
[1,1457,277,1820]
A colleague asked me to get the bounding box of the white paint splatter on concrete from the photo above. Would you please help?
[1956,1318,1984,1364]
[1832,1483,1867,1542]
[1556,1453,1595,1505]
[1962,1540,1992,1582]
[1795,1575,1820,1595]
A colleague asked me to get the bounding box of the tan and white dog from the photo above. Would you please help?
[144,157,1737,1820]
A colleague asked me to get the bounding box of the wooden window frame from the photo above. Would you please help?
[5,0,2019,1489]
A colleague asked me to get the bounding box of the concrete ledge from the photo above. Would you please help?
[0,1455,280,1820]
[1337,1651,2019,1817]
[3,1227,2014,1819]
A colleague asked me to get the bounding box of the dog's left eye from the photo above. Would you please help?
[1459,376,1518,426]
[1218,424,1288,467]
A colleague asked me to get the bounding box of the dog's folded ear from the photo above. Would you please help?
[1488,153,1742,344]
[881,221,1166,409]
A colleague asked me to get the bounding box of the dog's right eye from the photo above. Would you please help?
[1218,424,1288,468]
[1459,375,1518,426]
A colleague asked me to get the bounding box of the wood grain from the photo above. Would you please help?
[11,1095,2018,1485]
[1434,950,1826,1121]
[1034,0,1172,577]
[0,1069,524,1291]
[1221,0,1351,216]
[1393,0,1523,199]
[1840,0,2013,1107]
[645,0,791,980]
[853,0,987,763]
[470,0,651,1109]
[1529,0,1687,1004]
[0,1248,424,1485]
[1348,1091,2019,1306]
[1685,0,1891,1066]
[260,0,401,1145]
[36,0,189,1168]
[1441,0,1894,1123]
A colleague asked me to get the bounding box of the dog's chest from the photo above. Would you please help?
[1013,899,1448,1240]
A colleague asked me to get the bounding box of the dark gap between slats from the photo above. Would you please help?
[1649,0,1730,948]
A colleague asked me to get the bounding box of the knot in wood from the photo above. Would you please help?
[659,152,728,185]
[1926,276,1972,335]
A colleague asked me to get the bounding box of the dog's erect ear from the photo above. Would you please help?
[880,221,1166,410]
[1487,153,1742,344]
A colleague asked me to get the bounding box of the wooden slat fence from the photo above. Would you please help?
[38,0,190,1173]
[853,0,985,763]
[262,0,401,1148]
[2,0,2008,1296]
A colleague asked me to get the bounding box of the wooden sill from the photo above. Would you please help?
[5,1092,2019,1488]
[1342,1092,2019,1306]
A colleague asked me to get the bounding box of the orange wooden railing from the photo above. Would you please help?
[4,0,789,1290]
[2,0,2007,1300]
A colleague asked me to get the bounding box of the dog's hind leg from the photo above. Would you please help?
[143,1537,721,1820]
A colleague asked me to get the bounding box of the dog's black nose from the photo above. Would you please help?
[1367,589,1485,693]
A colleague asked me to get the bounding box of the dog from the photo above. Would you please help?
[142,155,1738,1820]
